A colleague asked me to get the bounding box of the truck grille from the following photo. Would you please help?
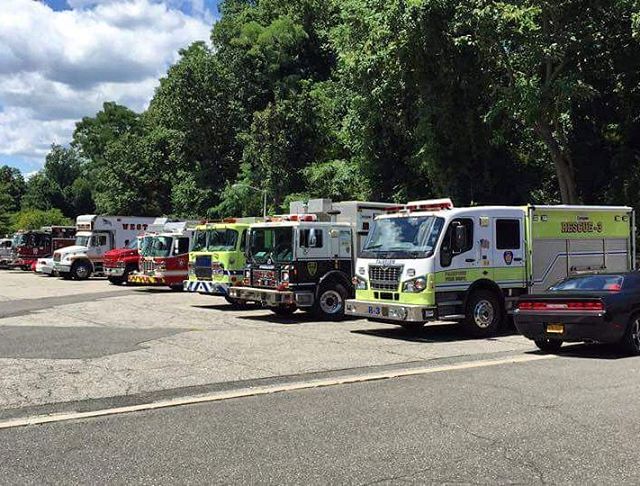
[369,265,403,291]
[194,255,212,280]
[252,269,277,288]
[142,259,155,273]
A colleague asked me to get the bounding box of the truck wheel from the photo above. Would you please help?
[169,284,184,292]
[620,314,640,356]
[314,283,347,321]
[534,339,563,353]
[71,261,92,280]
[463,289,502,337]
[272,305,296,316]
[225,296,249,309]
[108,277,124,286]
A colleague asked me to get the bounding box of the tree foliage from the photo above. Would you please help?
[6,0,640,225]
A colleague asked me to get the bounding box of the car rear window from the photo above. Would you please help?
[549,275,624,291]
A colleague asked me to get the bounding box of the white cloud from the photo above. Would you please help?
[0,0,212,171]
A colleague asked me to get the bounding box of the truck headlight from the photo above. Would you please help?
[403,277,426,293]
[281,270,290,282]
[352,275,368,290]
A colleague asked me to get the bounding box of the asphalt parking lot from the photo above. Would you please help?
[1,271,639,484]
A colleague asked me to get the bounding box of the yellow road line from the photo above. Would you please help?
[0,354,555,430]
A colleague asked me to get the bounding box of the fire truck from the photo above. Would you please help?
[10,226,76,270]
[345,199,635,336]
[183,218,261,304]
[229,200,394,318]
[128,222,195,290]
[103,218,168,285]
[53,215,158,280]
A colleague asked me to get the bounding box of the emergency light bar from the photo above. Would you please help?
[385,198,454,213]
[265,214,318,222]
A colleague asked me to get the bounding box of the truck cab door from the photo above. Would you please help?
[436,217,482,287]
[491,217,526,288]
[91,232,111,257]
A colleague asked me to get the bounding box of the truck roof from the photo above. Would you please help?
[378,204,633,220]
[250,221,351,229]
[194,222,254,231]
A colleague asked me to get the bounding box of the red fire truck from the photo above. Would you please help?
[11,226,76,270]
[128,222,195,290]
[103,218,168,285]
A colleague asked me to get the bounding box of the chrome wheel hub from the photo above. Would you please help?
[320,290,343,314]
[473,300,494,329]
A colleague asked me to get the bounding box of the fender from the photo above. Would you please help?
[317,270,352,296]
[463,278,504,310]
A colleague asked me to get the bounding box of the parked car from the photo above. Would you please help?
[35,257,55,276]
[514,273,640,355]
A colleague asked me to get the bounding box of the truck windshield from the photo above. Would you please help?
[206,229,238,252]
[126,238,139,250]
[361,216,445,258]
[149,236,173,257]
[13,234,25,247]
[191,230,207,252]
[75,235,90,247]
[248,227,293,264]
[139,236,153,256]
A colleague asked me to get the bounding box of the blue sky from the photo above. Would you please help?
[0,0,220,175]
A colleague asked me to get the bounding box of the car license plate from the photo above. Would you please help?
[368,305,384,316]
[546,323,564,334]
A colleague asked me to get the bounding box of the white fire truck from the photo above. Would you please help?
[345,199,635,336]
[229,199,394,318]
[53,215,158,280]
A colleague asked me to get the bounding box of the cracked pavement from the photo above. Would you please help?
[2,272,639,484]
[0,272,534,411]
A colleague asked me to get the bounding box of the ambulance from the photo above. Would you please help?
[345,199,635,336]
[53,215,157,280]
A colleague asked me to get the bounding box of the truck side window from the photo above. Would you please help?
[239,230,246,252]
[177,238,190,254]
[496,219,521,249]
[300,228,324,248]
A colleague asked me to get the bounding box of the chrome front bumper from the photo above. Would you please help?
[228,287,315,307]
[183,280,229,296]
[53,263,71,273]
[105,267,126,277]
[345,299,436,323]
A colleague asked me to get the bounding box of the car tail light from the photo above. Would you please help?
[518,300,604,311]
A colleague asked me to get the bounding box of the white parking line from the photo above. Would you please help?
[0,354,555,430]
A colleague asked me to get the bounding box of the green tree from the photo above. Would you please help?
[455,0,639,203]
[0,165,26,212]
[11,208,72,231]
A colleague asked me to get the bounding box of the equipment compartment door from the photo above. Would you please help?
[491,217,526,288]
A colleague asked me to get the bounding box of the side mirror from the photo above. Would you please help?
[440,246,453,267]
[454,225,467,253]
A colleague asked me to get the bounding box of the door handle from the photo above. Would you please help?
[465,258,475,263]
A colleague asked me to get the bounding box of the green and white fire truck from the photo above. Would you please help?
[183,218,260,304]
[345,199,635,336]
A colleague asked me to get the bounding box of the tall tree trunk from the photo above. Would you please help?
[534,122,580,204]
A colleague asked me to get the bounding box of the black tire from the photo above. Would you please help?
[401,322,425,333]
[225,295,250,309]
[313,282,347,321]
[108,276,124,286]
[272,305,296,316]
[462,289,503,337]
[620,313,640,356]
[71,260,92,280]
[170,284,184,292]
[534,339,563,353]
